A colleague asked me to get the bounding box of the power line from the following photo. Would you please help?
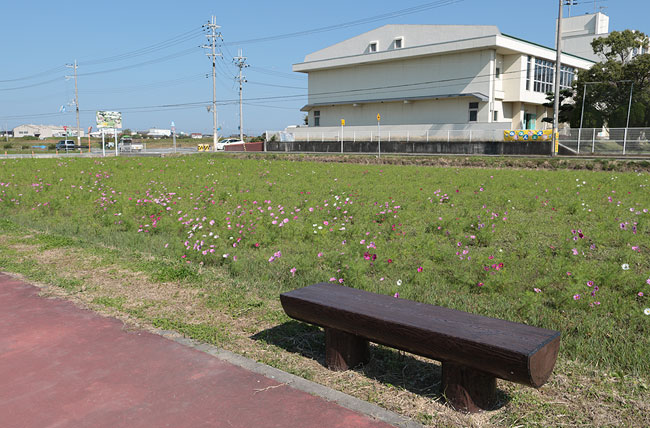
[3,67,546,121]
[0,65,67,83]
[225,0,464,46]
[81,28,204,66]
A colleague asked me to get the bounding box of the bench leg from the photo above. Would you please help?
[442,361,497,413]
[325,328,369,371]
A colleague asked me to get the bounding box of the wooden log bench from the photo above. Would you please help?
[280,283,561,413]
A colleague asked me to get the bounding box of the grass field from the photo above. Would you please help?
[1,154,649,426]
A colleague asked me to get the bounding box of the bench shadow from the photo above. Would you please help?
[251,321,511,410]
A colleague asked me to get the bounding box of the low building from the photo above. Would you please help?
[12,124,83,139]
[147,128,172,138]
[292,24,594,135]
[191,133,203,139]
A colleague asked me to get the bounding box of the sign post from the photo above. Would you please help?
[340,119,345,153]
[377,114,381,158]
[95,111,122,157]
[171,121,176,153]
[101,129,106,157]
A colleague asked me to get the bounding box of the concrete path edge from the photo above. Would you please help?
[157,330,423,428]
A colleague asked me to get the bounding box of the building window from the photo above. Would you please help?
[526,56,532,91]
[313,110,320,127]
[559,65,576,89]
[495,67,501,78]
[469,102,479,122]
[533,58,554,93]
[369,42,377,53]
[394,38,403,49]
[493,110,499,121]
[533,58,575,93]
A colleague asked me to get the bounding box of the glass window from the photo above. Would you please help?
[526,56,532,91]
[533,59,575,93]
[313,110,320,127]
[493,110,499,121]
[469,102,479,122]
[369,42,377,53]
[495,67,501,78]
[394,38,402,49]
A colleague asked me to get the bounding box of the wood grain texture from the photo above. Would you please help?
[442,361,497,412]
[325,328,370,371]
[280,283,561,387]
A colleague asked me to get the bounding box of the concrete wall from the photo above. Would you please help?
[308,49,492,105]
[307,49,493,126]
[309,97,494,128]
[266,140,552,156]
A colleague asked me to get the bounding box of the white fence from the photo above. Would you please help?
[267,129,507,143]
[559,128,650,155]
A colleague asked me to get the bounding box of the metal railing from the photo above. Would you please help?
[265,127,650,155]
[559,128,650,155]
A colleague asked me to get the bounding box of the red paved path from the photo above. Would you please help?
[0,273,394,428]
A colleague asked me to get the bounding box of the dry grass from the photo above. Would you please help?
[1,233,648,427]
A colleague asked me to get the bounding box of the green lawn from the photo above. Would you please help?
[1,154,648,426]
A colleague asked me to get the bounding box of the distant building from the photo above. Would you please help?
[559,12,647,63]
[293,24,593,132]
[146,128,172,138]
[191,133,203,139]
[12,124,83,138]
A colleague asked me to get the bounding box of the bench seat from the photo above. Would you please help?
[280,282,561,412]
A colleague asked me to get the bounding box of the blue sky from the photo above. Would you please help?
[1,0,647,136]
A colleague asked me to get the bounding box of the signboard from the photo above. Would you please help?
[377,114,381,122]
[503,129,555,142]
[340,119,345,126]
[197,144,211,152]
[96,111,122,129]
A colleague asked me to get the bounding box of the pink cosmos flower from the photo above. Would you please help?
[290,267,296,276]
[587,281,594,287]
[573,294,581,300]
[417,267,423,273]
[394,292,399,298]
[534,288,542,293]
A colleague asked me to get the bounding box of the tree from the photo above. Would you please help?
[571,30,650,128]
[542,88,575,124]
[591,30,649,64]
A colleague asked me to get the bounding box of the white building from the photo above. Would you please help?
[292,25,594,134]
[146,128,172,138]
[559,12,610,62]
[559,12,647,63]
[12,124,83,139]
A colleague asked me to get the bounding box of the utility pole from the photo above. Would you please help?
[233,49,249,146]
[552,0,565,157]
[65,60,81,147]
[202,16,222,152]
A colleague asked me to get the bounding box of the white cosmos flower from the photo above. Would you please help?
[397,279,402,286]
[621,263,630,270]
[644,308,650,316]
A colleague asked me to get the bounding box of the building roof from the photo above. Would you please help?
[300,92,489,111]
[293,24,594,73]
